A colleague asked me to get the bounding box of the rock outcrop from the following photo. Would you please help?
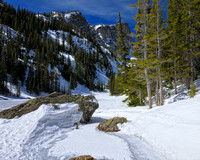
[0,92,99,123]
[50,11,92,36]
[97,117,127,132]
[70,155,96,160]
[45,11,133,54]
[94,23,133,53]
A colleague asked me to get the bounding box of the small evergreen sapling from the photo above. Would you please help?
[188,83,198,98]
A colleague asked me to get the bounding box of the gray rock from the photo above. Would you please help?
[50,11,92,36]
[94,23,133,54]
[48,11,133,54]
[0,92,99,123]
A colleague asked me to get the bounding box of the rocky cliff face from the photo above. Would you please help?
[50,11,92,36]
[47,11,133,54]
[93,23,133,53]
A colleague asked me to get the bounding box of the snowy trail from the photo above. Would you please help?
[48,92,166,160]
[0,92,163,160]
[93,92,166,160]
[0,92,200,160]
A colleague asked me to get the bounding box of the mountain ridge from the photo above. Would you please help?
[38,10,133,54]
[0,2,131,96]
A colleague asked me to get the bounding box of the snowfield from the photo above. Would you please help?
[0,91,200,160]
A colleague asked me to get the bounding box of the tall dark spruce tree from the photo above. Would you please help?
[130,0,153,109]
[166,0,200,92]
[115,12,130,94]
[126,0,200,108]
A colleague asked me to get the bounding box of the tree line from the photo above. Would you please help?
[110,0,200,108]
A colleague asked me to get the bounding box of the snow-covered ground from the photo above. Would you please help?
[0,90,200,160]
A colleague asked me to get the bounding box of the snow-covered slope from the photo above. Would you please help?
[0,24,19,40]
[1,90,199,160]
[47,29,117,85]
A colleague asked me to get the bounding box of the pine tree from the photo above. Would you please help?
[131,0,153,109]
[16,81,21,97]
[0,56,8,94]
[108,72,116,95]
[165,0,199,92]
[62,31,65,51]
[26,65,34,93]
[147,0,165,106]
[181,0,200,86]
[125,59,147,106]
[115,12,130,93]
[188,83,198,98]
[67,75,72,95]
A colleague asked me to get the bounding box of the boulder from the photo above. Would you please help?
[0,92,99,123]
[70,155,96,160]
[97,117,127,132]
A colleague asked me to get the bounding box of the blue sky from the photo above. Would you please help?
[3,0,138,31]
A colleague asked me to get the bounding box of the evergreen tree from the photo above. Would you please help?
[0,56,8,94]
[16,81,21,97]
[67,76,72,95]
[131,0,153,109]
[108,72,116,95]
[165,0,200,92]
[62,31,65,51]
[115,12,130,91]
[147,0,165,106]
[26,65,34,93]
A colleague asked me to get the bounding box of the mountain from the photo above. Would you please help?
[38,10,133,54]
[0,1,132,96]
[49,11,92,36]
[93,23,133,53]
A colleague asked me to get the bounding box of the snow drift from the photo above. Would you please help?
[0,103,82,160]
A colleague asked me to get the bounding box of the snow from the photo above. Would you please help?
[125,95,200,160]
[64,11,80,19]
[0,90,200,160]
[59,52,76,67]
[49,123,132,160]
[95,69,109,84]
[36,14,49,22]
[0,97,28,111]
[46,28,117,86]
[0,103,82,160]
[0,24,19,40]
[94,24,116,30]
[28,50,35,57]
[47,30,70,49]
[94,24,103,30]
[92,92,200,160]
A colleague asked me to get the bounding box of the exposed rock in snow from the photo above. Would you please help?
[70,155,96,160]
[93,23,133,53]
[0,92,99,123]
[97,117,127,132]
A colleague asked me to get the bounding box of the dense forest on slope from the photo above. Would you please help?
[0,0,117,95]
[113,0,200,107]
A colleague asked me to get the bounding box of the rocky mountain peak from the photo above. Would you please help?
[93,23,133,53]
[50,10,91,36]
[42,10,133,54]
